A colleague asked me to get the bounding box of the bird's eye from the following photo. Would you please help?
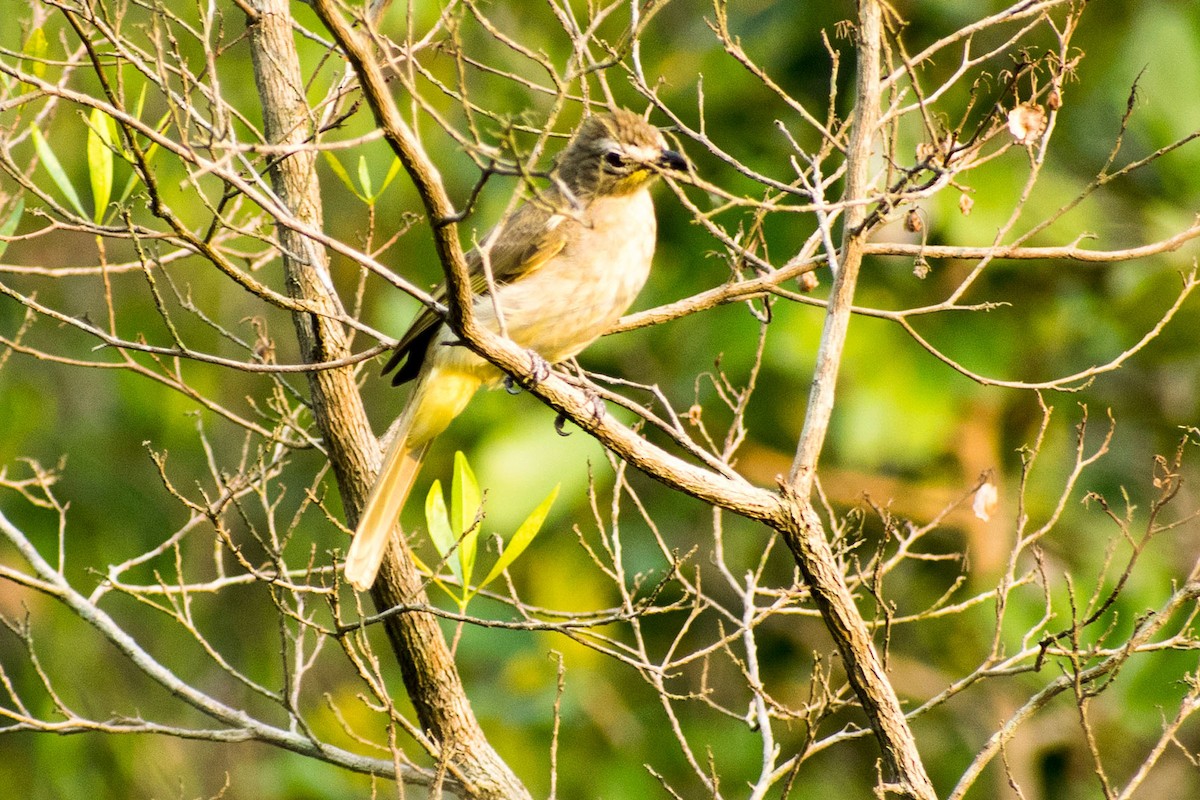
[603,151,626,169]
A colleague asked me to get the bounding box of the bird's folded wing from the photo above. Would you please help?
[384,198,570,377]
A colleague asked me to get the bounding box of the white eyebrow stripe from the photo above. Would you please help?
[626,144,663,162]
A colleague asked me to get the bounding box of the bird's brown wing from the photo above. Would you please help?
[383,198,570,385]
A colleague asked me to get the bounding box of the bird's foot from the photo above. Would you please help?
[585,391,606,423]
[554,391,605,437]
[504,351,552,394]
[527,349,552,384]
[504,352,549,395]
[554,413,571,436]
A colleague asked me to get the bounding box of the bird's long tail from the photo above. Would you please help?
[344,400,428,592]
[344,367,481,591]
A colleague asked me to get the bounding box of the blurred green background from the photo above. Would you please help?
[2,1,1199,798]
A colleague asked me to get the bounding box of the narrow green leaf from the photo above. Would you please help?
[356,154,373,201]
[322,152,365,201]
[113,84,148,162]
[425,479,462,582]
[451,452,481,587]
[425,479,453,554]
[480,484,559,590]
[450,452,481,536]
[131,83,149,128]
[25,28,48,85]
[116,109,169,207]
[87,108,114,223]
[140,116,168,165]
[105,113,121,152]
[459,529,478,589]
[377,156,403,196]
[0,197,25,260]
[31,126,87,218]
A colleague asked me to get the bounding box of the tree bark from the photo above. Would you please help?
[781,2,937,797]
[777,494,937,799]
[305,0,933,795]
[245,2,528,797]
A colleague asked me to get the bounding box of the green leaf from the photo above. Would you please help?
[31,126,87,218]
[322,152,366,202]
[115,109,169,207]
[115,84,149,162]
[451,452,482,587]
[425,479,461,583]
[24,28,48,87]
[0,197,25,260]
[480,484,559,590]
[377,157,403,196]
[131,83,149,126]
[356,154,373,200]
[87,108,115,223]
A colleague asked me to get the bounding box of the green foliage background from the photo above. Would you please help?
[2,1,1199,798]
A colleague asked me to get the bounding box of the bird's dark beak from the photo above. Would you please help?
[658,149,688,172]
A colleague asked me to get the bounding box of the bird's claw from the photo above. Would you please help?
[528,349,552,384]
[505,350,551,393]
[585,392,605,422]
[554,391,605,437]
[554,412,572,437]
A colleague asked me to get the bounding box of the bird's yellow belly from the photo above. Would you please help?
[435,192,656,383]
[406,368,482,447]
[486,193,656,361]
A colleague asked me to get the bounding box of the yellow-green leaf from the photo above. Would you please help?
[425,479,461,583]
[356,154,373,200]
[377,156,403,196]
[31,126,86,218]
[87,108,115,223]
[0,197,25,259]
[451,452,481,587]
[322,152,366,202]
[24,28,48,86]
[480,484,559,590]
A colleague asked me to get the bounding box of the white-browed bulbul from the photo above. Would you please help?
[345,108,686,591]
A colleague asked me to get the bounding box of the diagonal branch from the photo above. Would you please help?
[778,2,938,797]
[0,506,432,786]
[308,0,781,524]
[244,2,528,797]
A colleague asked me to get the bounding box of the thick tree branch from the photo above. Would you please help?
[245,3,527,798]
[780,2,937,797]
[308,0,782,525]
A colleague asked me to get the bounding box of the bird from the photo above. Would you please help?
[344,108,687,591]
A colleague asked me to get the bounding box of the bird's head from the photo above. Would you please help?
[556,108,688,200]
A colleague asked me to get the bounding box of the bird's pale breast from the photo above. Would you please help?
[437,188,657,381]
